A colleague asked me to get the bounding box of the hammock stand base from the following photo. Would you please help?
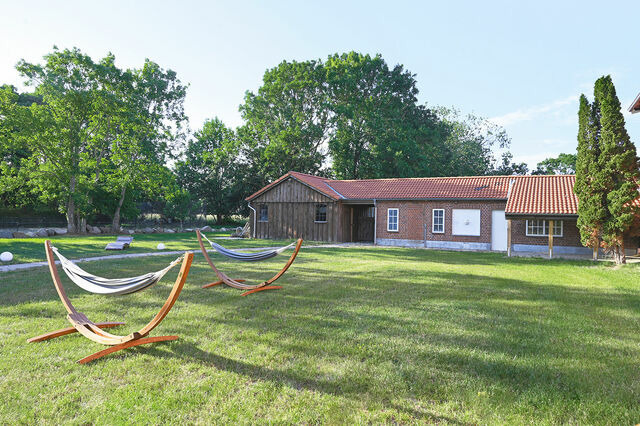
[196,230,302,296]
[28,240,193,364]
[201,279,245,289]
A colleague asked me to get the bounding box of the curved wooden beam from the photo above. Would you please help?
[27,322,125,343]
[196,230,302,294]
[77,335,178,364]
[30,241,193,363]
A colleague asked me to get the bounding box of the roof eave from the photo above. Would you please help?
[629,92,640,114]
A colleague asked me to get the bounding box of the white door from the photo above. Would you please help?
[491,210,508,251]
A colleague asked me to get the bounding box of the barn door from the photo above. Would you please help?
[355,206,375,242]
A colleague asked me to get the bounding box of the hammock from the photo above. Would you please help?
[201,232,297,262]
[29,240,193,364]
[51,246,183,295]
[197,230,303,296]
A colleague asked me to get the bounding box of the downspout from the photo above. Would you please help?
[247,202,257,238]
[373,199,377,245]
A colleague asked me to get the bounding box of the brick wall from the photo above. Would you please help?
[510,218,582,247]
[375,201,591,249]
[376,200,506,244]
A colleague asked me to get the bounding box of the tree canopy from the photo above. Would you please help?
[575,76,640,264]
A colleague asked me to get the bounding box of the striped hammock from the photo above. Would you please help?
[201,233,297,262]
[51,246,183,295]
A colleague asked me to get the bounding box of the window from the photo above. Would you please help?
[258,204,268,222]
[315,204,327,223]
[387,208,399,232]
[525,219,563,237]
[432,209,444,233]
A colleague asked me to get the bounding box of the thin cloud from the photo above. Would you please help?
[490,95,579,127]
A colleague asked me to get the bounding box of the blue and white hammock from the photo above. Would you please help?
[200,232,297,262]
[51,246,183,295]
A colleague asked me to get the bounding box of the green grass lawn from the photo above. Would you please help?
[1,247,639,424]
[0,232,314,265]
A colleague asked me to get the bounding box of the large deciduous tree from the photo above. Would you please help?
[5,48,120,233]
[0,47,187,233]
[575,77,640,264]
[239,60,330,183]
[176,118,244,224]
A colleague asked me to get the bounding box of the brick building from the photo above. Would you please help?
[246,171,640,258]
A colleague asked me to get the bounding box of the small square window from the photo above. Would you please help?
[315,204,327,223]
[387,208,399,232]
[258,204,268,222]
[432,209,444,233]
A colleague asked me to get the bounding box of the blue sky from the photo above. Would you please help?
[1,0,639,168]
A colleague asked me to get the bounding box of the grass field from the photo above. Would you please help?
[0,232,315,265]
[1,246,639,424]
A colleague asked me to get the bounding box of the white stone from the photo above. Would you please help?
[0,252,13,262]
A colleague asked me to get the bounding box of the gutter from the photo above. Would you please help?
[373,199,377,245]
[247,202,257,238]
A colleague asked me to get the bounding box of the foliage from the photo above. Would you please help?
[0,47,187,233]
[436,107,513,176]
[575,76,640,263]
[533,153,577,175]
[176,118,245,224]
[239,60,330,183]
[490,152,529,175]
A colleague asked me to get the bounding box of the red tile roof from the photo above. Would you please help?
[328,176,512,199]
[247,171,581,216]
[505,175,578,216]
[245,172,342,201]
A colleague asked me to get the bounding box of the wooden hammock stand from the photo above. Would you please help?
[196,230,302,296]
[28,240,193,364]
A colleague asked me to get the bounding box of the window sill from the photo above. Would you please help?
[387,230,399,233]
[314,221,327,224]
[525,234,563,238]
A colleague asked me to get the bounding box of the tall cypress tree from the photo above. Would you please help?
[593,76,640,264]
[575,94,606,257]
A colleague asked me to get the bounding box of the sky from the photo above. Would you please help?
[1,0,639,169]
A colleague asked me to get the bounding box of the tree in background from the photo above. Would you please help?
[105,60,188,231]
[594,76,640,263]
[575,94,605,256]
[1,48,121,233]
[326,52,429,179]
[239,60,330,183]
[0,85,44,210]
[533,153,577,175]
[176,118,244,224]
[436,107,513,176]
[163,188,192,231]
[0,48,187,233]
[575,77,640,264]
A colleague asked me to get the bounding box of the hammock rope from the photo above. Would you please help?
[51,246,183,295]
[201,232,297,262]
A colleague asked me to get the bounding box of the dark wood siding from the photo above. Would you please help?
[250,177,341,241]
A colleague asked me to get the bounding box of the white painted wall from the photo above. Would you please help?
[452,209,481,236]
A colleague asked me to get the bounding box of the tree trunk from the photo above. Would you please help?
[66,198,76,234]
[78,217,87,235]
[66,175,77,233]
[112,186,127,232]
[615,242,627,265]
[216,214,223,225]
